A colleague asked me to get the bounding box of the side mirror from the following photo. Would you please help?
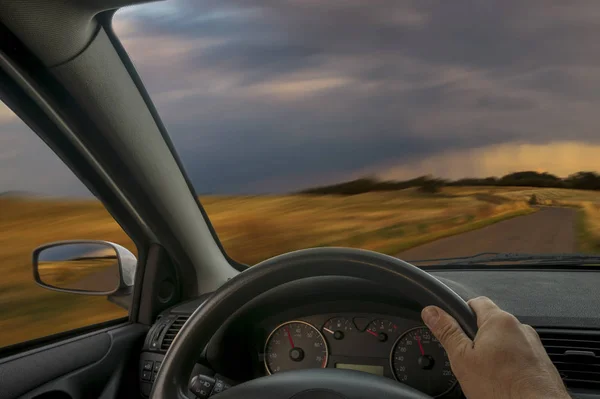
[32,240,136,297]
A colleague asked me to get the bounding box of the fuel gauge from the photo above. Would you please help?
[323,317,355,340]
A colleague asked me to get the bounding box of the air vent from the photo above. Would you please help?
[539,330,600,390]
[160,315,190,351]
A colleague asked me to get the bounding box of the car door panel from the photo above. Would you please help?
[0,323,148,399]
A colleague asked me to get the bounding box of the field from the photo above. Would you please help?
[38,258,119,292]
[202,190,534,264]
[1,187,599,348]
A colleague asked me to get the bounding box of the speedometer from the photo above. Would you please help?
[264,321,328,375]
[390,326,457,397]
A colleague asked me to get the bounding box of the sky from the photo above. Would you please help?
[2,0,600,195]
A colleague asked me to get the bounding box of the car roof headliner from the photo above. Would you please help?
[0,0,157,66]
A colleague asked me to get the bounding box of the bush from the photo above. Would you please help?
[300,169,600,197]
[418,181,442,193]
[528,194,538,205]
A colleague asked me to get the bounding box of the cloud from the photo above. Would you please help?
[375,141,600,181]
[106,1,600,193]
[0,103,92,196]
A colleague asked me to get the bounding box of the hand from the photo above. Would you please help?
[421,297,571,399]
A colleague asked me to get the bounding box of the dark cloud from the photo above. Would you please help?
[192,43,322,85]
[112,0,600,193]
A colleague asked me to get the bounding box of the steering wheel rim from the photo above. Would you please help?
[151,247,477,399]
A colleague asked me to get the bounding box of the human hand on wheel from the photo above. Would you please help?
[421,297,571,399]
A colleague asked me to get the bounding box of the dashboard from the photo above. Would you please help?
[139,270,600,399]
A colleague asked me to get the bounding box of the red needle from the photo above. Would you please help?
[285,327,295,348]
[366,329,379,337]
[416,335,425,356]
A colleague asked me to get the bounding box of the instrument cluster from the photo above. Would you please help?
[260,313,458,397]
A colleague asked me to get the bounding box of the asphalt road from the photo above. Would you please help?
[398,207,577,261]
[64,266,120,292]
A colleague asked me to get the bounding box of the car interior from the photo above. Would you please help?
[0,1,599,399]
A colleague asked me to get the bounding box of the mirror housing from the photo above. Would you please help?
[32,240,137,298]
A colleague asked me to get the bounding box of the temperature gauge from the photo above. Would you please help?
[366,319,399,342]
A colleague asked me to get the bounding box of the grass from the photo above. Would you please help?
[1,186,598,348]
[569,203,600,253]
[38,258,119,291]
[201,190,533,264]
[580,202,600,252]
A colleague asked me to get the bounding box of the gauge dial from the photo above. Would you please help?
[391,326,457,397]
[366,319,399,342]
[323,317,355,340]
[264,321,328,375]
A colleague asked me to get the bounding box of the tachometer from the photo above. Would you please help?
[391,326,457,397]
[264,321,328,375]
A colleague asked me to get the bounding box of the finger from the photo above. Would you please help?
[468,296,503,328]
[422,306,472,358]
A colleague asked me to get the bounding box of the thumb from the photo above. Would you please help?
[422,306,472,357]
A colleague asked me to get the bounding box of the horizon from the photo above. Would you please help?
[2,169,598,199]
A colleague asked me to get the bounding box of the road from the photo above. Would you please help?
[64,266,120,292]
[398,207,577,261]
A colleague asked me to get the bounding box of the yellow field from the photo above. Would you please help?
[38,258,119,291]
[202,191,533,264]
[0,187,598,348]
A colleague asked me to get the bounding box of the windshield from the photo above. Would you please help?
[114,1,600,265]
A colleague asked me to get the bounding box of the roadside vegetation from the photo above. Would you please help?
[1,183,598,347]
[301,171,600,195]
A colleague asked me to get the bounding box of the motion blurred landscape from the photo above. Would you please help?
[1,171,599,347]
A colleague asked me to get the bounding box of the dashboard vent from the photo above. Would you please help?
[160,315,190,351]
[539,330,600,390]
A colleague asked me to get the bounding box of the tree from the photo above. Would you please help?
[299,170,600,196]
[499,171,562,187]
[565,172,600,190]
[418,176,446,194]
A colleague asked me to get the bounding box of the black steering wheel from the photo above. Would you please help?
[150,248,478,399]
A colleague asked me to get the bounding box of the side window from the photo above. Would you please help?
[0,101,135,348]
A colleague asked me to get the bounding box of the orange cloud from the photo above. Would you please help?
[375,141,600,180]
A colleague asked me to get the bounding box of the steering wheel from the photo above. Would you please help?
[151,248,478,399]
